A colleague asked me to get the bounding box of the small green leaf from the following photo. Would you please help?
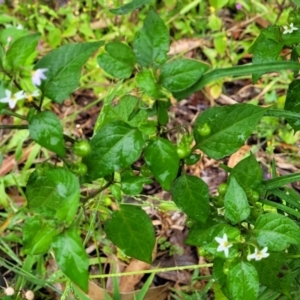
[35,41,103,103]
[224,177,250,224]
[28,111,65,157]
[110,0,151,15]
[252,253,291,295]
[209,0,229,9]
[23,216,59,255]
[121,173,152,195]
[193,104,265,159]
[136,69,163,98]
[133,10,169,68]
[230,153,263,193]
[104,204,155,263]
[157,100,170,125]
[284,80,300,131]
[254,213,300,251]
[227,261,259,300]
[97,42,136,79]
[95,95,148,130]
[171,175,210,223]
[5,33,40,70]
[144,138,179,190]
[26,165,80,223]
[83,121,144,181]
[52,227,89,292]
[249,27,283,83]
[160,59,209,92]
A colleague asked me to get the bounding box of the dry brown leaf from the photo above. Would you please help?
[227,145,251,168]
[168,38,208,56]
[119,259,151,292]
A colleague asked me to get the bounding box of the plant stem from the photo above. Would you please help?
[0,109,27,120]
[81,181,112,202]
[260,199,300,218]
[0,124,28,130]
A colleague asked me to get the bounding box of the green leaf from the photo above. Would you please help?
[224,177,250,224]
[136,69,163,98]
[95,95,148,130]
[26,165,80,224]
[28,111,65,157]
[171,175,210,223]
[193,104,265,159]
[97,42,136,79]
[52,227,89,292]
[249,28,283,83]
[284,80,300,131]
[83,121,144,181]
[157,100,170,125]
[110,0,151,15]
[186,223,240,259]
[254,213,300,251]
[5,33,40,70]
[144,138,179,190]
[252,253,291,295]
[209,0,229,9]
[104,204,155,263]
[35,41,103,103]
[133,10,169,68]
[121,173,152,195]
[160,59,209,92]
[23,216,59,255]
[227,261,259,300]
[230,153,263,193]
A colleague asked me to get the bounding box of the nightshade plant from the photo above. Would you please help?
[2,0,300,299]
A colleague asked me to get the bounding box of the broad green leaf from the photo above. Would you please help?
[171,175,210,223]
[28,111,65,157]
[224,177,250,224]
[186,223,240,259]
[5,33,40,70]
[83,121,144,181]
[110,0,151,15]
[230,153,263,193]
[136,69,164,98]
[0,27,28,46]
[52,227,89,292]
[254,213,300,251]
[227,261,259,300]
[157,100,170,125]
[292,0,300,6]
[160,59,209,92]
[193,104,265,159]
[35,41,103,103]
[97,42,136,79]
[121,173,152,195]
[23,216,59,255]
[213,258,227,288]
[284,80,300,131]
[104,204,155,263]
[282,26,300,45]
[144,138,179,190]
[95,95,147,130]
[249,28,283,83]
[26,165,80,224]
[252,253,291,295]
[133,10,169,68]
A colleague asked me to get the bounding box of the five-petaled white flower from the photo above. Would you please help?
[215,233,233,257]
[25,90,40,102]
[0,90,25,109]
[31,68,48,86]
[247,247,269,261]
[283,23,298,34]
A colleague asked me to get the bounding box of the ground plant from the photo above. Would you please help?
[1,0,300,299]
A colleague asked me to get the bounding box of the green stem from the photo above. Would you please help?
[264,109,300,120]
[81,181,112,202]
[0,124,28,130]
[63,134,76,143]
[0,109,27,120]
[263,172,300,190]
[260,199,300,218]
[89,263,213,279]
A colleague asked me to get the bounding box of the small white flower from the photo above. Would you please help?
[215,233,233,257]
[247,247,269,261]
[25,90,40,102]
[4,286,15,296]
[16,24,24,30]
[0,89,25,109]
[283,23,298,34]
[31,68,48,86]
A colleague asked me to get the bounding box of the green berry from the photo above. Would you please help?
[197,123,211,136]
[184,153,201,165]
[73,140,91,157]
[176,143,191,159]
[218,183,228,196]
[70,162,88,176]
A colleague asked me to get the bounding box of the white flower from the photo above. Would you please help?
[215,233,233,257]
[25,90,40,102]
[283,23,298,34]
[31,68,48,86]
[247,247,269,261]
[0,90,25,109]
[4,286,15,296]
[16,24,23,30]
